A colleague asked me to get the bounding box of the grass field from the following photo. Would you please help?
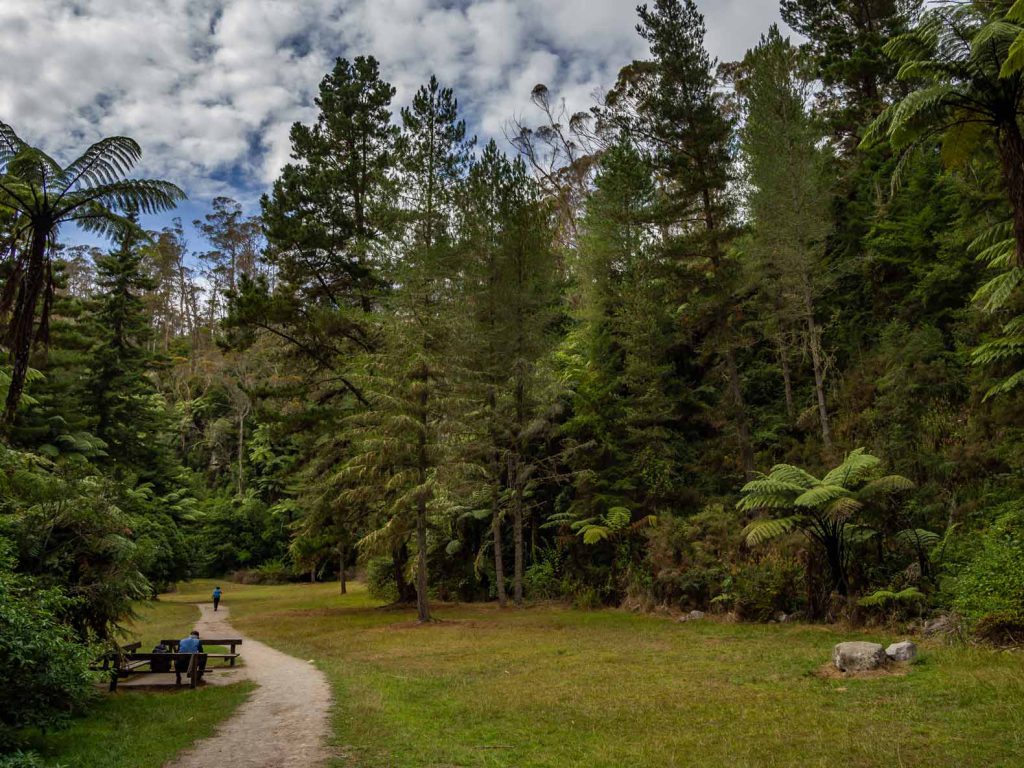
[29,600,253,768]
[165,579,1024,768]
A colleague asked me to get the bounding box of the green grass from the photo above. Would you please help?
[165,579,1024,768]
[29,598,252,768]
[33,681,254,768]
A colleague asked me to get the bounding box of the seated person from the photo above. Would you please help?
[150,642,171,672]
[174,630,206,678]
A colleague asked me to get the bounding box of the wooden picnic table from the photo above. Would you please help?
[161,638,243,666]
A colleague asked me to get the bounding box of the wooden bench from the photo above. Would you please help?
[161,638,243,667]
[105,652,209,691]
[92,642,142,672]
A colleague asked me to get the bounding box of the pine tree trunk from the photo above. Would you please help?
[724,347,755,478]
[492,488,507,607]
[803,288,832,451]
[3,231,48,429]
[394,542,416,603]
[415,496,431,622]
[777,335,795,419]
[339,544,347,595]
[237,411,246,492]
[512,456,524,606]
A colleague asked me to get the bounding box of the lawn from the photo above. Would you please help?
[29,599,253,768]
[166,579,1024,768]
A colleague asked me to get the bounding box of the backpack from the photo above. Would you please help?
[150,643,171,673]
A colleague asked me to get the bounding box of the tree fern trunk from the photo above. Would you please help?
[3,231,47,429]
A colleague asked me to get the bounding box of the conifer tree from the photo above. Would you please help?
[343,76,473,623]
[87,216,172,481]
[634,0,753,476]
[461,140,560,605]
[564,138,681,535]
[739,26,834,449]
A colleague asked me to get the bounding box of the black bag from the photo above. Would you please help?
[150,643,171,673]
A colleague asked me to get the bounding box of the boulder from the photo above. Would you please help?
[832,641,887,672]
[923,615,959,637]
[687,610,705,620]
[885,641,917,662]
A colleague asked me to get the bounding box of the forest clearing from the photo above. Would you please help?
[4,0,1024,765]
[31,580,1024,768]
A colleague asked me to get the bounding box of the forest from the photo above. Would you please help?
[2,0,1024,760]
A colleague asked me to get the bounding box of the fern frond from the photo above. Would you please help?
[742,516,802,546]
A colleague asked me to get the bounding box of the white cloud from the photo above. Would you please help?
[0,0,784,236]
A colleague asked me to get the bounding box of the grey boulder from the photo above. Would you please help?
[832,641,887,672]
[885,641,917,662]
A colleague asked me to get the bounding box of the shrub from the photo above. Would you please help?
[230,559,295,585]
[642,506,738,609]
[728,553,806,622]
[0,751,51,768]
[0,546,95,748]
[524,551,564,600]
[857,587,927,621]
[952,505,1024,626]
[365,557,398,603]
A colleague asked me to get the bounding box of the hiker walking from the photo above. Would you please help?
[212,585,222,612]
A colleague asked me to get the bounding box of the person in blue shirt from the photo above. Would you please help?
[175,630,206,677]
[212,586,222,612]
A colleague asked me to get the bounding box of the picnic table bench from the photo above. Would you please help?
[161,638,243,667]
[97,651,210,691]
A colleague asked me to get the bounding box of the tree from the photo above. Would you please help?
[862,1,1024,262]
[194,196,263,321]
[0,123,183,426]
[738,26,835,448]
[633,0,753,476]
[781,0,923,141]
[343,76,473,623]
[738,448,914,596]
[87,214,172,479]
[460,140,560,605]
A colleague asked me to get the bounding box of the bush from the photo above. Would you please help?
[728,553,806,622]
[643,506,738,609]
[0,751,51,768]
[523,551,564,600]
[0,546,95,748]
[230,559,295,585]
[366,557,398,603]
[952,505,1024,625]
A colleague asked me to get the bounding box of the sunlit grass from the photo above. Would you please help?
[166,579,1024,767]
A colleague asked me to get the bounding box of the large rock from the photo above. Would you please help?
[832,641,887,672]
[678,610,705,622]
[886,640,917,662]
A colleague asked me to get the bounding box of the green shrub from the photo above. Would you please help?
[0,546,95,748]
[524,553,564,600]
[952,505,1024,625]
[728,553,806,622]
[0,751,51,768]
[366,557,398,603]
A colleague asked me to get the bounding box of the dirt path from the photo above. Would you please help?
[164,603,332,768]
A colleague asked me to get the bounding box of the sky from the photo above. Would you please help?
[0,0,787,249]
